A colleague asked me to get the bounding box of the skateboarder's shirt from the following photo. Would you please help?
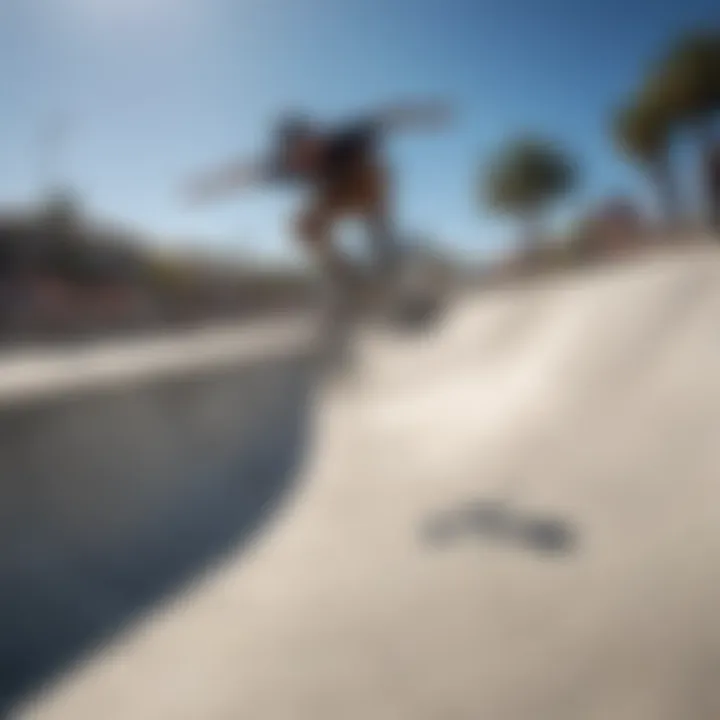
[269,118,382,189]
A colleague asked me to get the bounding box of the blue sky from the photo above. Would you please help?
[0,0,718,263]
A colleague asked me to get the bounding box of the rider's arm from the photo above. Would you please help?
[182,159,282,204]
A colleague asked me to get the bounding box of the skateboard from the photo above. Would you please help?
[328,247,446,333]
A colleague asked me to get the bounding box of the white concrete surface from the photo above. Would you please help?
[0,315,320,715]
[10,247,720,719]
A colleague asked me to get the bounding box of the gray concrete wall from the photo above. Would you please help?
[0,321,320,713]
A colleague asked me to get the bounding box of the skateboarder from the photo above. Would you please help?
[184,101,451,309]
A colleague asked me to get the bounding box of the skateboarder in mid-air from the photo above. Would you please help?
[184,101,452,316]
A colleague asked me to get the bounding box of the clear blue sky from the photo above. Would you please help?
[0,0,718,262]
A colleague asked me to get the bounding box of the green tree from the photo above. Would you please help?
[660,32,720,226]
[628,31,720,226]
[613,98,677,223]
[482,137,577,249]
[654,32,720,133]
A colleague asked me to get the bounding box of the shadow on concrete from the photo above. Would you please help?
[0,355,320,716]
[421,498,578,557]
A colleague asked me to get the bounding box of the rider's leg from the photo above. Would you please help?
[295,200,359,367]
[367,206,400,283]
[296,201,343,276]
[295,200,356,317]
[357,163,400,281]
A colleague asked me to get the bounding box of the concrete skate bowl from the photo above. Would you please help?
[4,244,720,720]
[0,323,321,715]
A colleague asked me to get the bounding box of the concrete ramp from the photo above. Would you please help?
[0,319,320,715]
[10,247,720,720]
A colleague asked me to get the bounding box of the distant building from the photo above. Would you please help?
[0,199,146,285]
[571,198,647,260]
[0,200,154,340]
[594,198,643,234]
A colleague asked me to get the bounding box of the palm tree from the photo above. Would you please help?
[642,31,720,226]
[656,33,720,130]
[482,137,577,250]
[613,98,677,224]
